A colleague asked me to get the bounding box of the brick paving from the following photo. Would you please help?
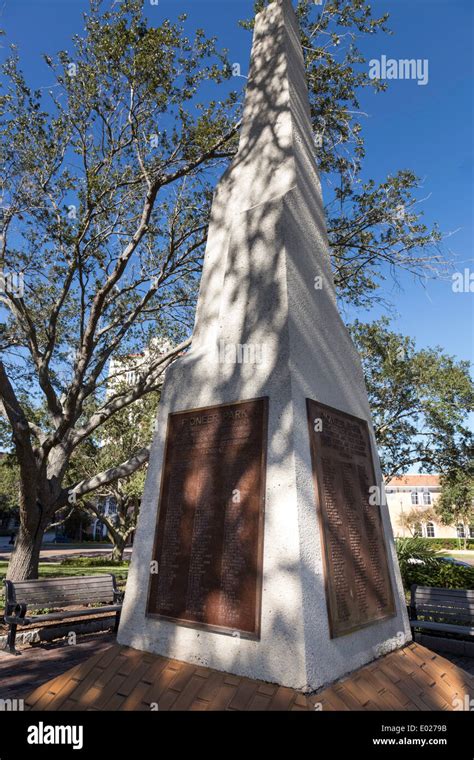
[0,632,115,701]
[20,641,473,712]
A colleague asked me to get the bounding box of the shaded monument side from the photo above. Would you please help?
[281,182,410,685]
[306,399,396,638]
[273,0,407,649]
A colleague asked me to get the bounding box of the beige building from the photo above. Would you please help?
[386,474,473,540]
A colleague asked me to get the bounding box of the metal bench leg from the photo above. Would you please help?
[3,623,21,656]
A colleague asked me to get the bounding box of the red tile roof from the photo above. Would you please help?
[386,474,440,487]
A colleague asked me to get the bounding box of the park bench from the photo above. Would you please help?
[409,585,474,639]
[2,574,124,655]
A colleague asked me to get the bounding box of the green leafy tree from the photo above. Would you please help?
[397,507,436,538]
[0,0,239,579]
[435,470,474,550]
[73,385,159,561]
[351,319,474,480]
[0,453,20,524]
[0,0,452,578]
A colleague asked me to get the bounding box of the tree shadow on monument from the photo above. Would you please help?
[119,0,409,691]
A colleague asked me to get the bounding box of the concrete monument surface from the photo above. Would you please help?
[118,0,411,691]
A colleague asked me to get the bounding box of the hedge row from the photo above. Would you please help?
[420,538,474,550]
[402,562,474,591]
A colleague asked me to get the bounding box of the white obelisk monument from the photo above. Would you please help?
[118,0,410,691]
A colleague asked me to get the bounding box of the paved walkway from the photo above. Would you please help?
[0,539,132,563]
[0,633,115,701]
[22,642,473,711]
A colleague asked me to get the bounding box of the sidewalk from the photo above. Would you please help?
[0,539,132,563]
[0,632,115,702]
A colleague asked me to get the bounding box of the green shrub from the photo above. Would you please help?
[60,556,129,568]
[396,537,474,590]
[402,561,474,590]
[422,538,474,550]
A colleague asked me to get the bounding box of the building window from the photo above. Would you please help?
[470,525,474,539]
[411,491,419,506]
[425,522,435,538]
[413,522,422,538]
[456,524,465,539]
[423,491,431,506]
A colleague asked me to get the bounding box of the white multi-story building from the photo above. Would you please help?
[106,338,173,398]
[92,338,174,540]
[385,474,473,540]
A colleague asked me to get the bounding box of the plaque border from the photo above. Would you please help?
[306,398,396,639]
[146,396,269,640]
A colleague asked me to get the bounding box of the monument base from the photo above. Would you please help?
[118,347,410,692]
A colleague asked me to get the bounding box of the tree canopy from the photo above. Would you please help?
[351,318,473,480]
[0,0,464,578]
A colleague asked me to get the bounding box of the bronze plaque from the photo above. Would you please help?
[147,397,268,638]
[306,399,396,638]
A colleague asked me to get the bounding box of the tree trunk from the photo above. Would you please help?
[6,522,45,580]
[110,534,126,563]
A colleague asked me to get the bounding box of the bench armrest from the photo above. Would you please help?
[4,602,28,623]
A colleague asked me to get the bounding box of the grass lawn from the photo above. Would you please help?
[0,561,129,610]
[42,542,115,549]
[444,551,474,567]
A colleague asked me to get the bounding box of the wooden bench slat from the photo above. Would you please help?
[15,575,113,593]
[12,583,115,595]
[413,584,474,593]
[12,591,116,602]
[413,588,474,599]
[12,574,114,583]
[17,605,123,624]
[415,603,474,613]
[22,597,115,608]
[11,589,113,604]
[12,583,115,593]
[16,587,114,593]
[415,593,474,602]
[414,596,474,605]
[411,620,474,635]
[415,608,473,618]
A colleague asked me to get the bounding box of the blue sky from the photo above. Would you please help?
[1,0,473,366]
